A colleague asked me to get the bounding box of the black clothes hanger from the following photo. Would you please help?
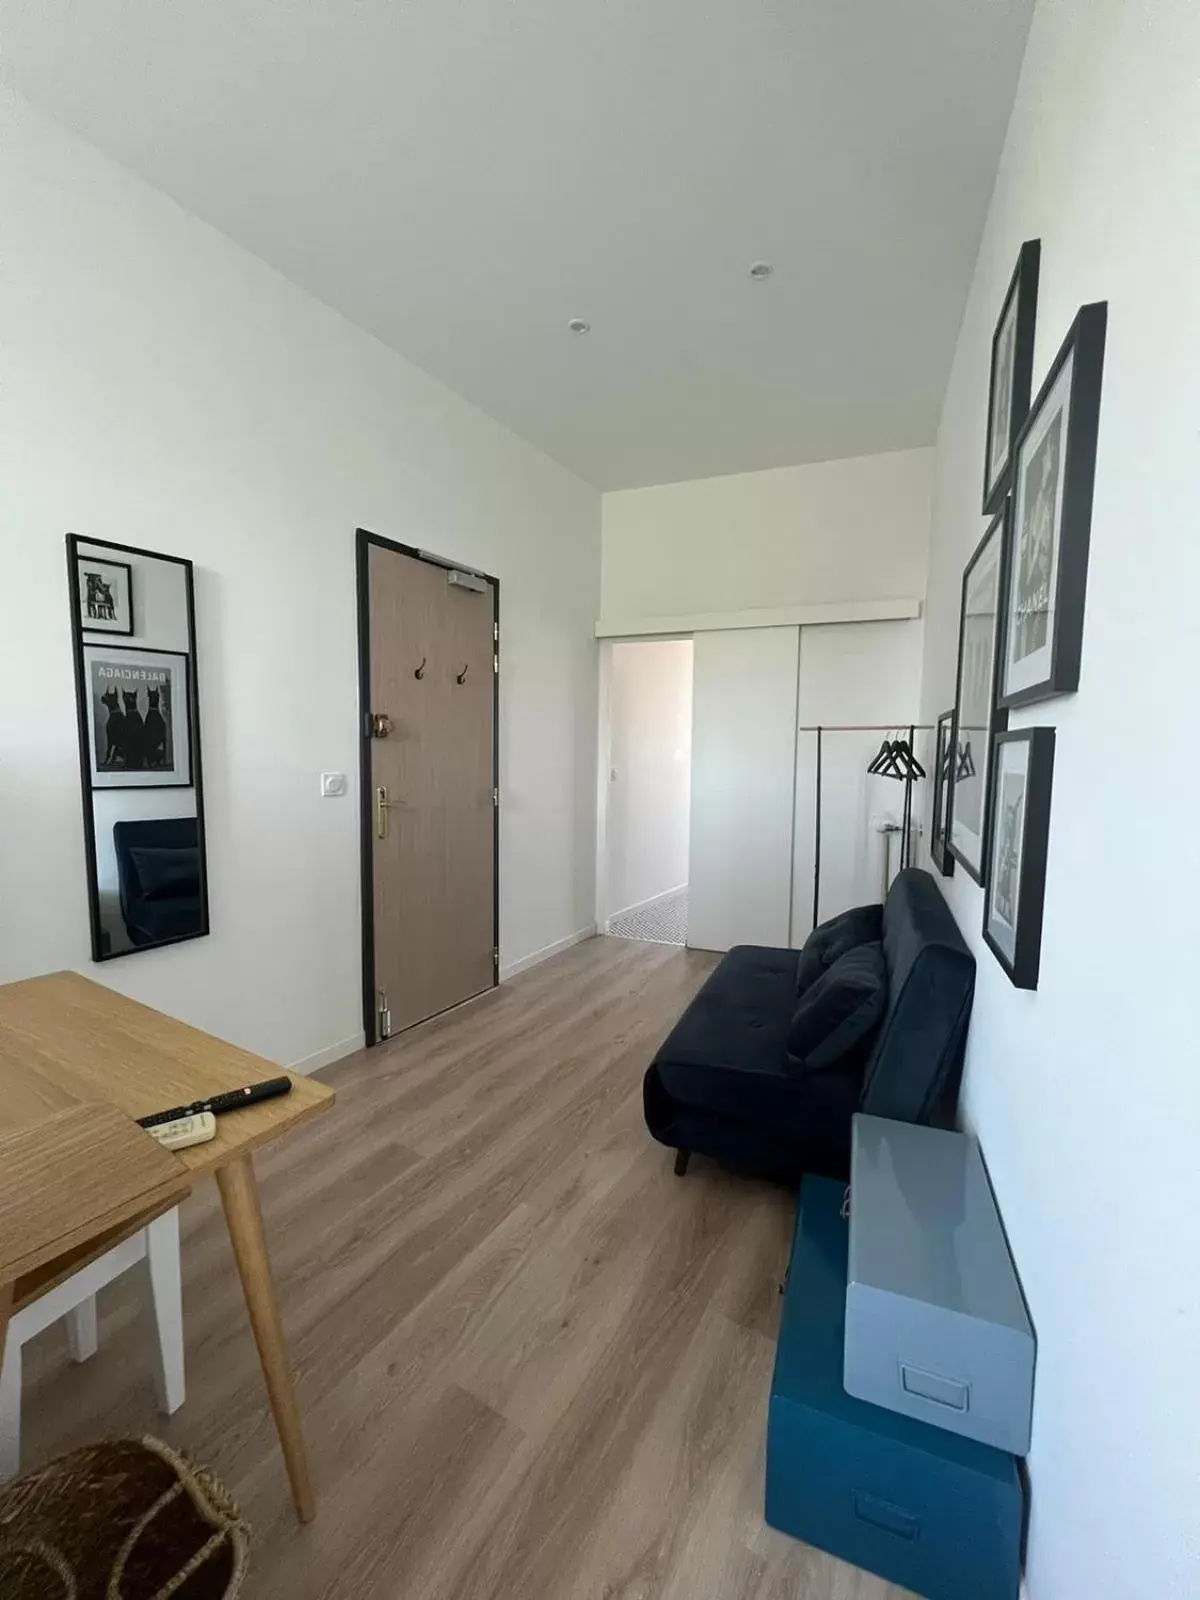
[868,736,895,775]
[882,736,926,783]
[900,740,926,780]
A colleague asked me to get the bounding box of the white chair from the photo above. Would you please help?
[0,1206,184,1480]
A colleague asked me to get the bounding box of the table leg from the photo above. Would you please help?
[216,1154,316,1523]
[0,1282,14,1480]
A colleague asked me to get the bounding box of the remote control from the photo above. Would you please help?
[145,1112,217,1151]
[137,1075,293,1130]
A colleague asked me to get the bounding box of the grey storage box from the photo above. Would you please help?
[845,1115,1035,1456]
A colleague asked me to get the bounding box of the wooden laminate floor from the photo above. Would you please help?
[24,936,912,1599]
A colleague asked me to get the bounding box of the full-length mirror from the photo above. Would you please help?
[67,535,209,960]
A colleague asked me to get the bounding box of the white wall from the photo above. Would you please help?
[0,89,601,1071]
[917,5,1200,1596]
[604,640,692,919]
[600,447,934,624]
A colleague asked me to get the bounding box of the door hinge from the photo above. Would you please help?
[493,652,499,675]
[492,786,499,807]
[493,947,500,972]
[493,621,499,642]
[377,988,392,1040]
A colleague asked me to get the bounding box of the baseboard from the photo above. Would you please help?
[286,1031,365,1076]
[500,925,596,981]
[605,883,687,928]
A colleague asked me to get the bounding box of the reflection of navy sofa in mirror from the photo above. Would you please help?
[643,869,975,1183]
[113,818,203,947]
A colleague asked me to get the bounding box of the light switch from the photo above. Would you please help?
[321,772,348,797]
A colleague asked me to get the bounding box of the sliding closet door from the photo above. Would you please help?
[791,620,923,942]
[688,627,799,952]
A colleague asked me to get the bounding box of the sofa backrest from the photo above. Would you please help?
[859,868,975,1123]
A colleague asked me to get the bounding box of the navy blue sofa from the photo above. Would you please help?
[643,869,974,1183]
[113,817,203,947]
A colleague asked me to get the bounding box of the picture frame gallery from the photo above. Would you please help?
[946,252,1108,989]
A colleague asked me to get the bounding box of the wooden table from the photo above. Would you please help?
[0,971,334,1521]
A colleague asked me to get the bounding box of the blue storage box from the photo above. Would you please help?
[765,1178,1023,1600]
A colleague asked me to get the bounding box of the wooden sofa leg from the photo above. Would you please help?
[673,1149,691,1177]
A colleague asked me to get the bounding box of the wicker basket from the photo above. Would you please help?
[0,1436,249,1599]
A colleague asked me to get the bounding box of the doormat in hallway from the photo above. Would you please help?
[608,889,688,946]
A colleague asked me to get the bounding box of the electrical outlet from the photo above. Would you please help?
[320,772,348,798]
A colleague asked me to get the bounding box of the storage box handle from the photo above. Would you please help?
[854,1492,920,1542]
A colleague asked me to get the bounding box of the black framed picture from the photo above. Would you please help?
[983,239,1040,514]
[950,506,1009,884]
[75,554,134,636]
[930,710,956,877]
[999,301,1107,710]
[83,644,192,789]
[983,728,1055,990]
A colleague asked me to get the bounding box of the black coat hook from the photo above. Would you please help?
[414,657,426,680]
[456,664,469,684]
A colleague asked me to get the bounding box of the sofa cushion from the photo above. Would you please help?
[651,945,857,1134]
[128,846,201,902]
[787,942,887,1072]
[795,903,884,995]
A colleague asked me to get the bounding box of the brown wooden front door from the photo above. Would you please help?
[362,537,497,1038]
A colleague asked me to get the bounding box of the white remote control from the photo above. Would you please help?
[145,1111,217,1151]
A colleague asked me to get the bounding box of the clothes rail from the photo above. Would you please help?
[805,723,934,930]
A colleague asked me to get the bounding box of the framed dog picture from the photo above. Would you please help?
[75,554,134,636]
[84,646,192,789]
[999,301,1108,709]
[930,710,956,877]
[983,240,1040,514]
[950,505,1009,884]
[983,728,1056,990]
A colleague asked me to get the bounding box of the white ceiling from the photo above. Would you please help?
[0,1,1033,489]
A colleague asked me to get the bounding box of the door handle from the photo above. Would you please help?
[376,785,402,839]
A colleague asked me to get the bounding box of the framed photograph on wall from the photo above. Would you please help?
[983,239,1040,514]
[999,301,1108,710]
[83,645,192,789]
[983,728,1056,990]
[950,506,1009,883]
[75,554,134,636]
[930,710,956,877]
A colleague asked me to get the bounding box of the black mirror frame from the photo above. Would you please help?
[65,533,210,962]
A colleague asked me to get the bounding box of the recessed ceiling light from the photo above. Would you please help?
[568,318,591,334]
[749,261,774,280]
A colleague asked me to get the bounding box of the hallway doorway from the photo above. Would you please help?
[601,639,693,947]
